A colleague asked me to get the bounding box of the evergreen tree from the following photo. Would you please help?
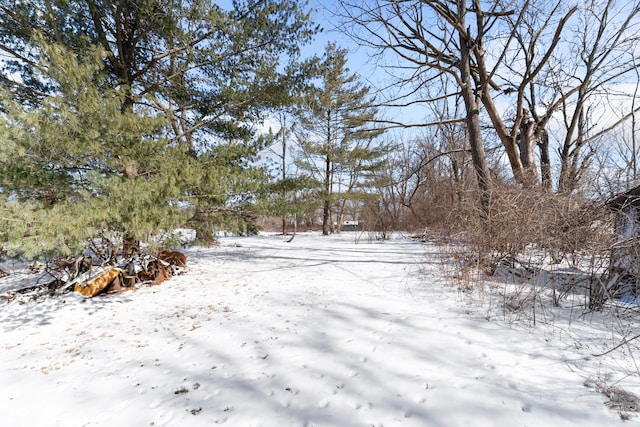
[0,1,317,124]
[294,43,386,235]
[258,112,321,240]
[258,57,321,239]
[0,0,318,252]
[0,42,192,257]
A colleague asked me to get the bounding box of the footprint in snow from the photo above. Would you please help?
[317,398,330,408]
[153,409,174,426]
[347,400,362,410]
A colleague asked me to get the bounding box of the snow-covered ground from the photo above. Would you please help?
[1,232,639,426]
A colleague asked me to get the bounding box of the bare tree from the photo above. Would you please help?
[553,0,640,193]
[496,0,640,193]
[495,0,577,188]
[338,0,492,209]
[337,0,574,190]
[338,0,640,195]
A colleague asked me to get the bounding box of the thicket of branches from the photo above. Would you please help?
[316,0,640,318]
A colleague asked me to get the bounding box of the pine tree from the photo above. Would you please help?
[257,58,322,239]
[0,0,318,253]
[0,41,193,257]
[294,43,386,235]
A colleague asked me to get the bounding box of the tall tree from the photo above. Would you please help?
[499,0,640,193]
[552,0,640,193]
[251,57,321,240]
[338,0,496,203]
[0,1,316,117]
[0,42,191,256]
[294,43,385,235]
[0,0,318,253]
[263,110,320,240]
[338,0,640,194]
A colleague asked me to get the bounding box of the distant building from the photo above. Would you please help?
[341,220,362,232]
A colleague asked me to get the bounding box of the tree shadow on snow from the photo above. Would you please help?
[0,290,135,332]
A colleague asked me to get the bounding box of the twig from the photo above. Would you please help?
[592,333,640,357]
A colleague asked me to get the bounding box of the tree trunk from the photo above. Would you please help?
[281,113,288,237]
[469,0,532,187]
[323,110,332,235]
[322,198,331,235]
[323,150,332,235]
[285,214,297,242]
[518,113,539,186]
[537,128,552,190]
[336,206,345,234]
[458,19,491,212]
[558,107,587,194]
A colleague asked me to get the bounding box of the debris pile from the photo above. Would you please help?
[1,249,187,302]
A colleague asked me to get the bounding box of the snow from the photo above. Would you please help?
[1,232,639,426]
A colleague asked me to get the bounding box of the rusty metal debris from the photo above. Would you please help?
[1,249,188,301]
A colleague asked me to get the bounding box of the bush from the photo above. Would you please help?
[442,187,612,273]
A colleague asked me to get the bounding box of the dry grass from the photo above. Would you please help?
[437,187,613,306]
[585,376,640,420]
[432,186,640,419]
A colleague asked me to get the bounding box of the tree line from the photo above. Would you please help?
[0,0,639,258]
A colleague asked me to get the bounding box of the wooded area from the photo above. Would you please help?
[1,0,640,299]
